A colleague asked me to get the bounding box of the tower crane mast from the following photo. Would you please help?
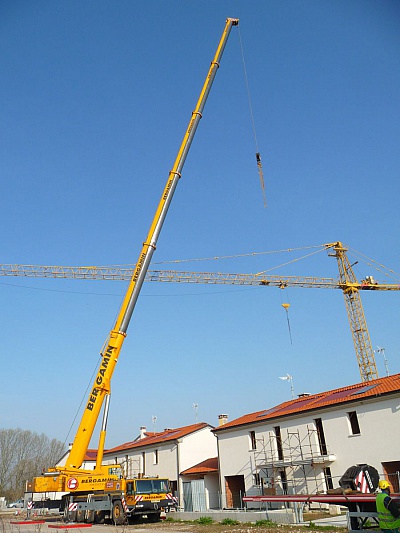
[328,242,379,381]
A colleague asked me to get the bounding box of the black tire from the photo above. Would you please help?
[94,510,105,524]
[112,500,125,525]
[76,509,86,523]
[86,510,95,523]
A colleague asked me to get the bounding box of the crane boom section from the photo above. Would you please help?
[66,17,239,470]
[115,17,238,335]
[2,264,399,291]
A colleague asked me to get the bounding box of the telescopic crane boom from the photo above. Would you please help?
[32,17,239,485]
[68,16,239,471]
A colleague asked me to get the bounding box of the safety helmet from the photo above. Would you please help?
[379,480,391,490]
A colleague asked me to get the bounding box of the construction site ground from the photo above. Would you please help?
[0,513,347,533]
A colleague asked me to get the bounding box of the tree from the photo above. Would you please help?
[0,428,65,502]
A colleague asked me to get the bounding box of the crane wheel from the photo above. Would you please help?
[76,510,86,523]
[94,510,105,524]
[112,500,124,525]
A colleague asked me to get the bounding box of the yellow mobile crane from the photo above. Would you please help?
[3,243,399,382]
[26,17,239,524]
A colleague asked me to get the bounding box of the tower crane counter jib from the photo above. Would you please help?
[30,17,239,523]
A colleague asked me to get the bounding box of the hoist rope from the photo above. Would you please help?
[238,25,267,207]
[280,293,293,344]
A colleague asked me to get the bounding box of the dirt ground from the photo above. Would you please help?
[0,513,347,533]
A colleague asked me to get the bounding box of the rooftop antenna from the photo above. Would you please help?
[279,374,295,399]
[375,346,389,376]
[192,403,199,423]
[152,415,157,432]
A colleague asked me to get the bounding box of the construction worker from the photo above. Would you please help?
[376,479,400,532]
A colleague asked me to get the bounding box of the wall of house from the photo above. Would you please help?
[204,474,220,509]
[104,441,179,481]
[178,429,217,472]
[316,396,400,478]
[216,393,400,507]
[103,426,217,509]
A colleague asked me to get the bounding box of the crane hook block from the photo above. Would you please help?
[255,152,267,208]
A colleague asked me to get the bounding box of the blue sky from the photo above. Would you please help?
[1,1,399,449]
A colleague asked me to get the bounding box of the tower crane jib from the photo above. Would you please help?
[1,242,399,382]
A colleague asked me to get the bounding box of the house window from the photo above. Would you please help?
[280,470,288,494]
[315,418,328,455]
[348,411,361,435]
[250,431,257,450]
[323,467,334,490]
[253,473,260,486]
[274,426,284,460]
[154,449,158,465]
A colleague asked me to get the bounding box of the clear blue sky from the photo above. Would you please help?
[1,1,399,449]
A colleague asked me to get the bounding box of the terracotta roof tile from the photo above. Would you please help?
[181,457,218,475]
[214,373,400,432]
[106,423,212,454]
[84,449,102,461]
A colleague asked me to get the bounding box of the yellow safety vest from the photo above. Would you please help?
[376,492,400,530]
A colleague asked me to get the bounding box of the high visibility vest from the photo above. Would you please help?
[376,492,400,530]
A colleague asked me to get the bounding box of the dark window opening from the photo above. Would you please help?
[315,418,328,455]
[348,411,361,435]
[323,467,334,490]
[274,426,284,460]
[250,431,257,450]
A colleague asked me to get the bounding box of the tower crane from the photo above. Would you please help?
[1,242,398,382]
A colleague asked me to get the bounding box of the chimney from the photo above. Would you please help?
[139,426,147,439]
[218,414,228,426]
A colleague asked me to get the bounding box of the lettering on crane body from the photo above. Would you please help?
[81,477,117,484]
[133,252,146,282]
[86,345,114,411]
[162,178,173,201]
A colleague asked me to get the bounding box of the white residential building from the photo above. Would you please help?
[103,422,217,509]
[213,374,400,509]
[54,375,400,513]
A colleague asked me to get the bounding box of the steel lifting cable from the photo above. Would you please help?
[151,243,326,265]
[238,24,267,208]
[347,247,400,281]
